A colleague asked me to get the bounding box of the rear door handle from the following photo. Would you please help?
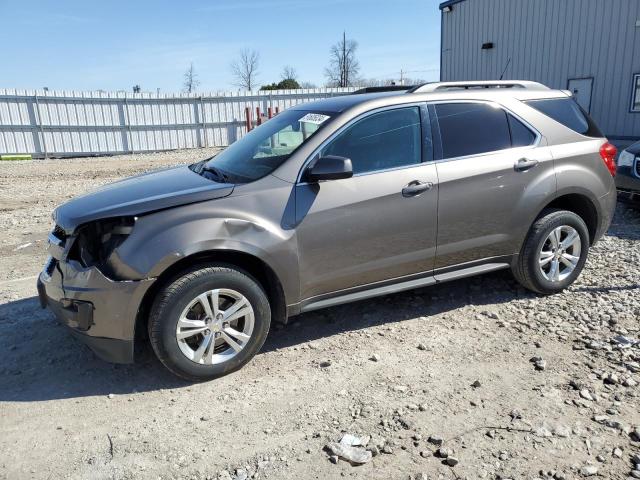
[514,158,539,171]
[402,180,433,197]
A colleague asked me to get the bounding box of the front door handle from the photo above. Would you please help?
[402,180,433,197]
[514,158,539,171]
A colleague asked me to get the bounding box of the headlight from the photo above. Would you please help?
[618,150,636,167]
[69,217,136,270]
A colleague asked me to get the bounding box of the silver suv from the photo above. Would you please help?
[38,81,617,381]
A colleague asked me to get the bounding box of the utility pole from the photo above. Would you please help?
[342,31,347,87]
[400,69,404,86]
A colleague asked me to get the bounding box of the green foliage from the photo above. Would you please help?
[260,78,301,91]
[278,78,301,89]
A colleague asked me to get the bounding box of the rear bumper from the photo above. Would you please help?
[595,187,617,243]
[617,190,640,204]
[615,165,640,192]
[38,257,154,364]
[615,165,640,203]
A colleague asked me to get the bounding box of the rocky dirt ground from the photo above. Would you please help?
[0,150,639,480]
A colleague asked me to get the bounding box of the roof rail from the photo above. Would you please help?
[409,81,550,93]
[352,85,414,94]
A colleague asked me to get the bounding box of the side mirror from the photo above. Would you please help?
[304,155,353,182]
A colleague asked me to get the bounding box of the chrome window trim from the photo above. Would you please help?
[432,143,541,165]
[296,99,544,185]
[295,102,428,185]
[428,99,542,163]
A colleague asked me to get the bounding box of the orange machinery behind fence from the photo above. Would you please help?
[244,106,280,132]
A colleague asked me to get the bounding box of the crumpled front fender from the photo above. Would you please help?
[111,201,299,304]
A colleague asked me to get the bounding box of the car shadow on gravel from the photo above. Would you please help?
[261,270,530,354]
[607,201,640,240]
[3,251,638,402]
[1,270,526,402]
[0,297,188,402]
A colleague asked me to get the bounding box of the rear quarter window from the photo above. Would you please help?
[525,98,603,138]
[508,114,537,147]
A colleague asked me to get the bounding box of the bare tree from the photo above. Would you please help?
[183,62,200,93]
[324,32,361,87]
[281,65,298,82]
[230,49,260,91]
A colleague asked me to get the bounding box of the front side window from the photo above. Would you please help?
[435,103,511,159]
[632,74,640,112]
[198,109,333,183]
[321,107,422,175]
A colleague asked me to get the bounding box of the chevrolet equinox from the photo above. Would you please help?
[38,81,618,381]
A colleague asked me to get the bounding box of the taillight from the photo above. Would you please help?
[599,142,617,176]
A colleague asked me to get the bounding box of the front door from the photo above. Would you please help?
[294,106,439,300]
[568,78,593,112]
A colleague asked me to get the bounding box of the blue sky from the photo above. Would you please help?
[0,0,442,93]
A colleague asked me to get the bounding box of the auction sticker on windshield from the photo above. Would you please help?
[299,113,331,125]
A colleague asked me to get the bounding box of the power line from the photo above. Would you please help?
[368,68,439,79]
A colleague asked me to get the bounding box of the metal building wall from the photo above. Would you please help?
[440,0,640,139]
[0,88,355,157]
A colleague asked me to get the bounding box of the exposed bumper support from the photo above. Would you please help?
[38,258,154,364]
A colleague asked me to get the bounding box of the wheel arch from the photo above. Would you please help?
[135,249,288,347]
[536,192,599,244]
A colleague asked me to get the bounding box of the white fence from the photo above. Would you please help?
[0,87,356,158]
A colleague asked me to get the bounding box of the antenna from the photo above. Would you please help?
[499,58,511,80]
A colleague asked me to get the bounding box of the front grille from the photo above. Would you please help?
[41,256,57,281]
[52,224,68,241]
[45,256,57,276]
[49,224,69,250]
[635,157,640,177]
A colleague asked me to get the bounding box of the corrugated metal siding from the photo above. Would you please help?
[0,88,355,157]
[441,0,640,138]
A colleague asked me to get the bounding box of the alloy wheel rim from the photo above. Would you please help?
[538,225,581,282]
[176,288,254,365]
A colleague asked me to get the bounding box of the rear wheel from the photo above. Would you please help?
[513,209,590,294]
[149,266,271,381]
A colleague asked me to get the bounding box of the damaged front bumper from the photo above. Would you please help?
[38,251,154,364]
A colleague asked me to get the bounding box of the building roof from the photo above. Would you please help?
[439,0,468,10]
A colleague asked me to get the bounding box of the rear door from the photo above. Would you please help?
[294,105,439,300]
[430,101,555,271]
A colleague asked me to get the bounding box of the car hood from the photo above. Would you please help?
[624,140,640,155]
[53,166,234,233]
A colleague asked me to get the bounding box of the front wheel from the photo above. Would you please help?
[149,266,271,381]
[513,209,590,294]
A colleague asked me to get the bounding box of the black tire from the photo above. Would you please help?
[149,265,271,382]
[513,209,590,294]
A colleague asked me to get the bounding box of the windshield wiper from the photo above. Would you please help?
[200,165,230,183]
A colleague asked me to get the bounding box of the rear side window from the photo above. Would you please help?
[434,103,511,158]
[525,98,603,137]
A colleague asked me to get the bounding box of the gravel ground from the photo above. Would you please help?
[0,150,639,480]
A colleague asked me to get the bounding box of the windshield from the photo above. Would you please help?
[197,109,333,183]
